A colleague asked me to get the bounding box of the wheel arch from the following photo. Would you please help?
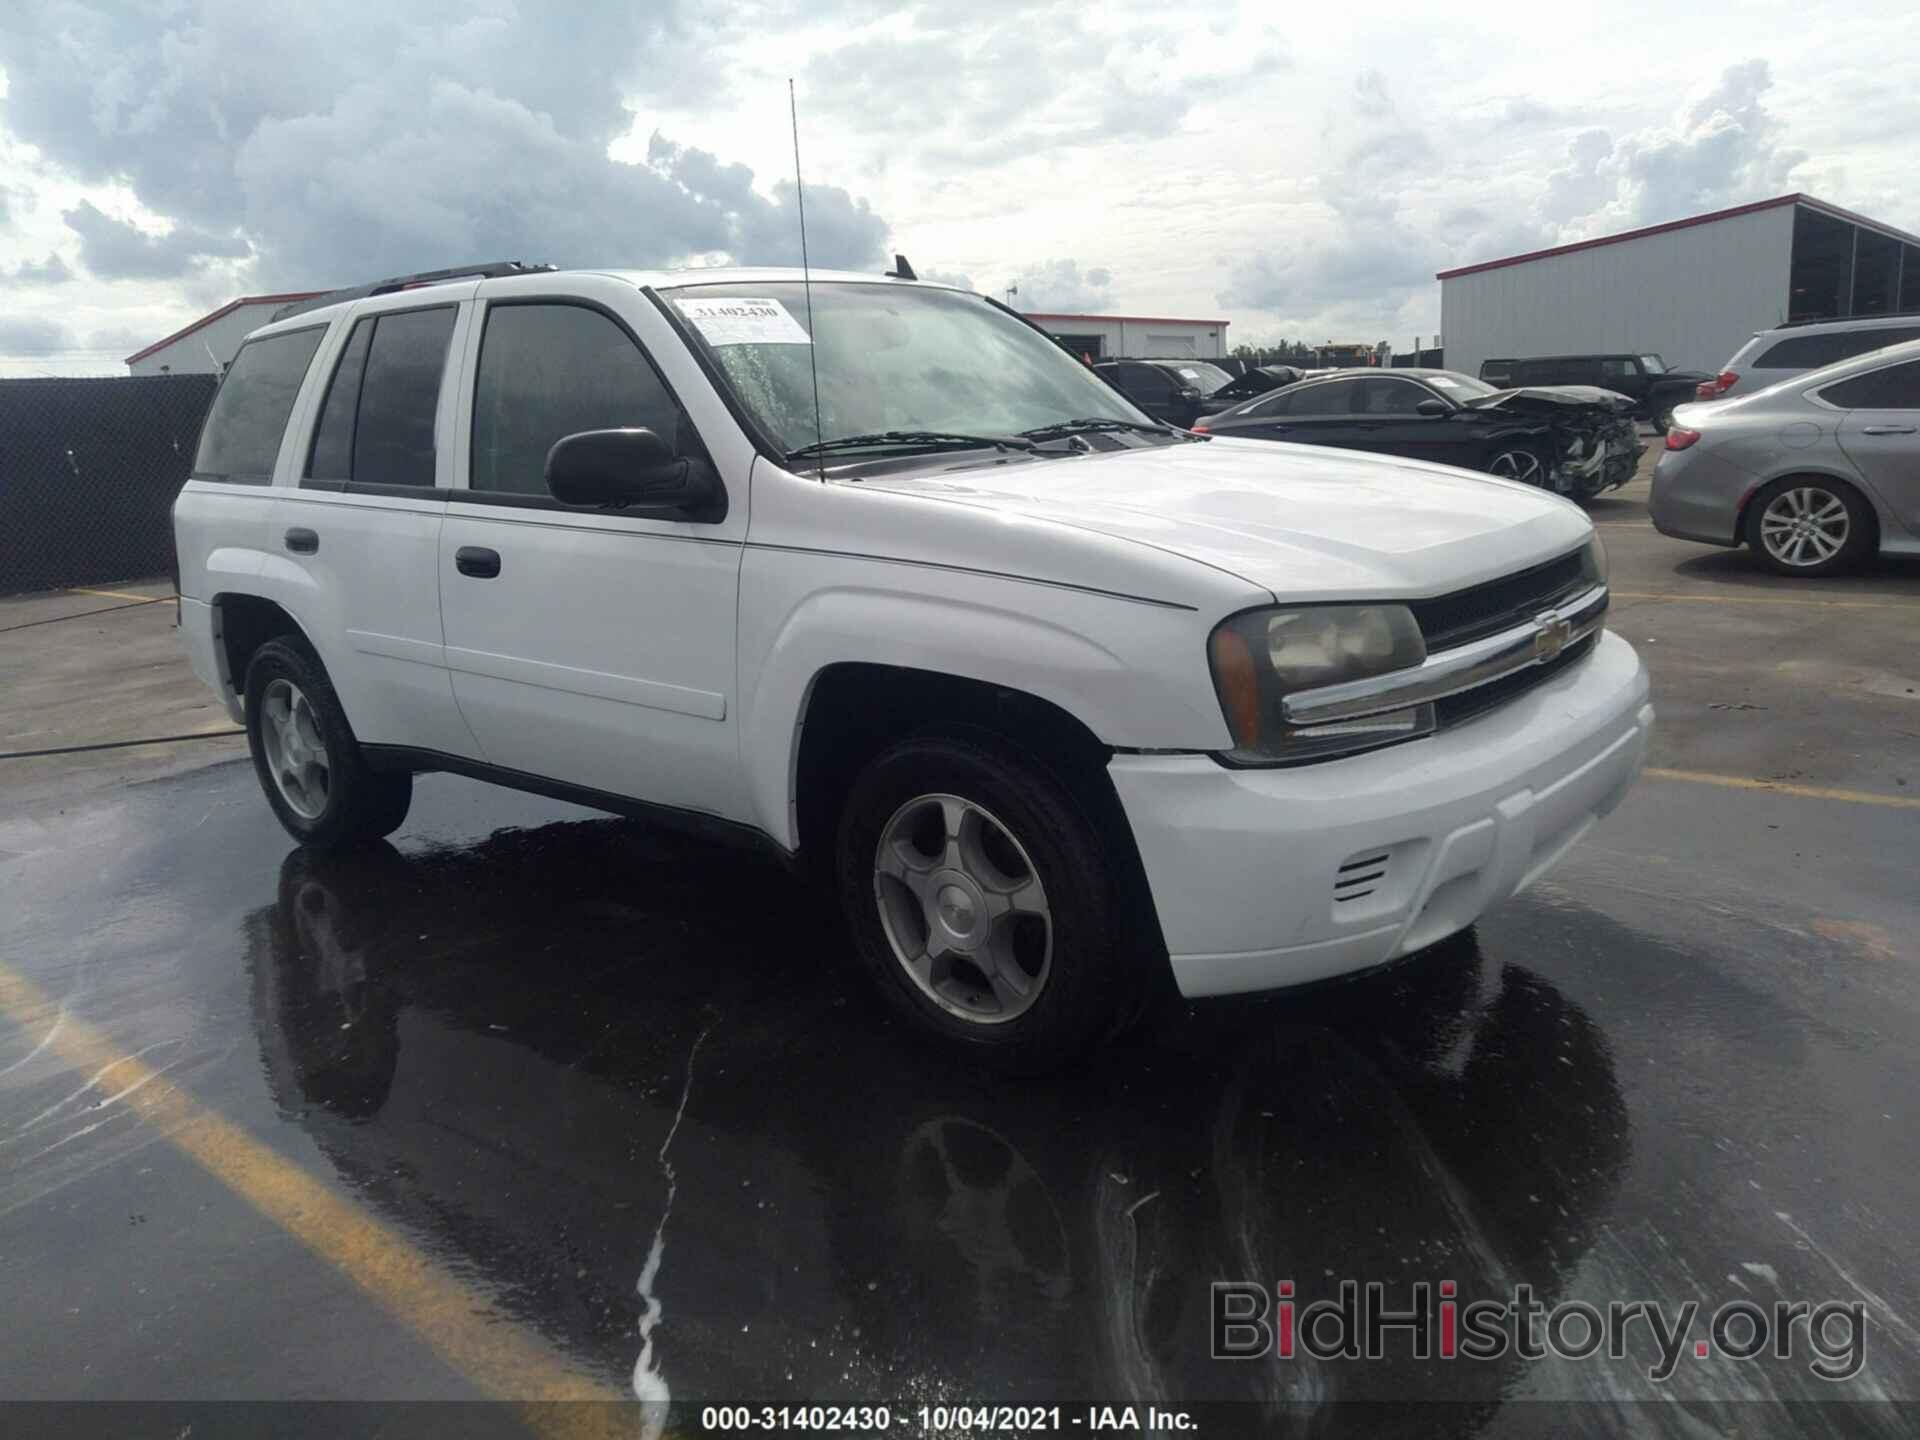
[211,591,316,705]
[1735,469,1884,554]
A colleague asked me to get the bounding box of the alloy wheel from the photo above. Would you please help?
[873,793,1052,1025]
[1759,486,1849,568]
[260,678,331,820]
[1488,449,1544,486]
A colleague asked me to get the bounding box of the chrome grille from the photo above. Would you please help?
[1409,545,1600,653]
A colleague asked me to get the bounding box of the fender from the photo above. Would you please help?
[739,585,1227,849]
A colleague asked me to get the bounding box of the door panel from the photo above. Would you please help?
[271,296,477,758]
[439,295,749,822]
[1828,358,1920,533]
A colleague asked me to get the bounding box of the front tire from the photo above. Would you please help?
[835,733,1137,1072]
[1486,445,1551,489]
[245,637,413,848]
[1744,477,1872,577]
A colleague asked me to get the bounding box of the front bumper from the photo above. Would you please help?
[1110,630,1651,997]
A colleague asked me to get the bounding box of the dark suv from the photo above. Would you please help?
[1478,353,1709,432]
[1094,359,1232,428]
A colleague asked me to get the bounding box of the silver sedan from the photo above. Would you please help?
[1651,338,1920,576]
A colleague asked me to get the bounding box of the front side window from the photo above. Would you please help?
[1600,358,1635,381]
[1360,378,1425,415]
[193,327,325,482]
[1818,359,1920,410]
[471,302,692,496]
[660,281,1149,456]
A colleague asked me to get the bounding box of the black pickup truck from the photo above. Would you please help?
[1478,353,1710,433]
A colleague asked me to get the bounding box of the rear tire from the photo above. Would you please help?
[835,732,1137,1073]
[244,637,413,848]
[1744,476,1873,578]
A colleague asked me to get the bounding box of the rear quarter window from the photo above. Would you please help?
[1756,327,1920,369]
[193,327,326,482]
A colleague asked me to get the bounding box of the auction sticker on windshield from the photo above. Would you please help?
[675,297,812,346]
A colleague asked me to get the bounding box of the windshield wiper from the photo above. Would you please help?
[1017,417,1188,442]
[786,430,1034,462]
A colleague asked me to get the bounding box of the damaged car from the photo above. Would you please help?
[1192,368,1643,499]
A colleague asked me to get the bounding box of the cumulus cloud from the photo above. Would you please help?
[1542,61,1807,238]
[0,1,889,289]
[803,7,1284,171]
[63,201,250,280]
[10,252,73,284]
[1219,72,1437,322]
[1010,259,1114,313]
[0,316,70,354]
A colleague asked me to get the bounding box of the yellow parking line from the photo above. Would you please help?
[1612,589,1914,610]
[0,961,630,1432]
[1645,767,1920,810]
[67,587,171,604]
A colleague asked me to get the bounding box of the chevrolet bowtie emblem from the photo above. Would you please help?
[1533,612,1573,661]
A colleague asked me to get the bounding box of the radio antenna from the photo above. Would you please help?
[789,78,826,481]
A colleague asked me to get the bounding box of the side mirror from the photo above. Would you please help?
[1415,397,1450,417]
[544,428,723,518]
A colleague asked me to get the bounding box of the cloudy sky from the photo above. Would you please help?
[2,0,1916,375]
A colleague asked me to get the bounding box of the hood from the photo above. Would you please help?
[854,438,1593,602]
[1468,385,1638,417]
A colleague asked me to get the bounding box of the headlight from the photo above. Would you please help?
[1587,532,1608,585]
[1208,604,1431,764]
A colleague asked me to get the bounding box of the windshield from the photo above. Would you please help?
[1168,361,1232,393]
[1639,354,1667,374]
[1423,372,1500,399]
[658,281,1151,454]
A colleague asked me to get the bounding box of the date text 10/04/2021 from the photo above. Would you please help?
[697,1406,1199,1431]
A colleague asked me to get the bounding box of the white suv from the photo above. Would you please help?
[174,262,1653,1067]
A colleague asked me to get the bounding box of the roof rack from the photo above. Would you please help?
[1774,308,1920,329]
[271,261,558,321]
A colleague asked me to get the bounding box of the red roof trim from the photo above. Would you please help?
[1023,312,1231,328]
[1437,194,1920,281]
[123,291,326,365]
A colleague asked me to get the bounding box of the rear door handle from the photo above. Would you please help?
[455,546,502,579]
[284,527,318,554]
[1860,424,1916,435]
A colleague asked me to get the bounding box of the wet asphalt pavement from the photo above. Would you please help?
[3,745,1917,1435]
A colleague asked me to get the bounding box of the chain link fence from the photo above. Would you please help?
[1,374,218,596]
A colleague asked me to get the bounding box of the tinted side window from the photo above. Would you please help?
[305,319,374,481]
[1288,379,1358,416]
[1248,389,1295,417]
[1758,328,1920,369]
[471,303,693,497]
[192,328,325,482]
[1122,364,1174,400]
[1819,360,1920,410]
[1599,357,1636,381]
[1361,378,1425,415]
[352,308,457,488]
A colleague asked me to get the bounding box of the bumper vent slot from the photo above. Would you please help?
[1335,851,1393,902]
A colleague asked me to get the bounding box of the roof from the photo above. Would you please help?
[1024,312,1230,328]
[1436,194,1920,282]
[124,292,325,364]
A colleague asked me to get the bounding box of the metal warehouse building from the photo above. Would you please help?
[1439,193,1920,381]
[1025,312,1228,361]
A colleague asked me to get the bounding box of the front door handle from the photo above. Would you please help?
[1860,424,1916,435]
[455,546,502,579]
[284,527,318,554]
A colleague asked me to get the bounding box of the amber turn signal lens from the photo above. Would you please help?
[1209,626,1262,747]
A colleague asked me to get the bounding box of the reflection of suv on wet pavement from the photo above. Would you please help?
[175,260,1653,1067]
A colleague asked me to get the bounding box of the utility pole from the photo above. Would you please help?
[1004,282,1019,307]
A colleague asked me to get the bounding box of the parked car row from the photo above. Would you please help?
[1653,337,1920,576]
[1191,369,1643,500]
